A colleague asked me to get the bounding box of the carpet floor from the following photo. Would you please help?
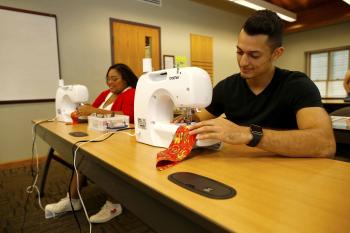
[0,160,155,233]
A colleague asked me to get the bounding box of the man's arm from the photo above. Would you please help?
[194,108,217,122]
[189,107,336,158]
[257,107,335,157]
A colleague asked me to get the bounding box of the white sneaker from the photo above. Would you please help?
[89,201,122,224]
[45,193,82,219]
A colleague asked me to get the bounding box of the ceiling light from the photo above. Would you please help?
[343,0,350,5]
[229,0,297,22]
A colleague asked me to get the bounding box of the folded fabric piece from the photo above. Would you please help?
[156,125,196,170]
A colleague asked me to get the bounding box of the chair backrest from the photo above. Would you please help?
[330,106,350,116]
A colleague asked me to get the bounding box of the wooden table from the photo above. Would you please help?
[35,121,350,233]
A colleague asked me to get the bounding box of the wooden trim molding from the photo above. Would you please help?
[0,156,46,170]
[284,1,350,34]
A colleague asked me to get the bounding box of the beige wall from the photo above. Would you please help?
[0,0,246,163]
[276,21,350,72]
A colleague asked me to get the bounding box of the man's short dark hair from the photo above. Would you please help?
[243,10,284,50]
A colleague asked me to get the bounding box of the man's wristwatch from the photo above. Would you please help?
[247,124,263,147]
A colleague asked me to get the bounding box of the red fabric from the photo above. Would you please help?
[92,88,136,123]
[156,125,196,171]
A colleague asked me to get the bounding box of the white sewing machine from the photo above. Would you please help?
[135,67,218,148]
[55,80,89,123]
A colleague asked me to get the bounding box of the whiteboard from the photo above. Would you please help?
[0,6,60,103]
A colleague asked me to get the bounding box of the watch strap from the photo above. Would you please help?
[247,124,263,147]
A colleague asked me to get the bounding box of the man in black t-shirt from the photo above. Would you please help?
[188,10,335,157]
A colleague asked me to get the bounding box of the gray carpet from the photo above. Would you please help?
[0,160,155,233]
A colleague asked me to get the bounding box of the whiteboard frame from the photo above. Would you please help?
[0,5,61,104]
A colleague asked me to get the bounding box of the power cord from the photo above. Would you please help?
[68,127,134,233]
[20,118,134,233]
[21,117,56,233]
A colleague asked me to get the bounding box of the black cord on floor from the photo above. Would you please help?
[68,168,82,233]
[20,191,31,233]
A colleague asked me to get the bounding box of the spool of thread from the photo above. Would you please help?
[71,111,79,124]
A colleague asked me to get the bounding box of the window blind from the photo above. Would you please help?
[307,48,349,98]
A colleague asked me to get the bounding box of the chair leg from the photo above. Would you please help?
[39,147,55,197]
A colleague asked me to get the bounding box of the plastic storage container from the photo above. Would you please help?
[88,114,129,131]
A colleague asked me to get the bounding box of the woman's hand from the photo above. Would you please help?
[188,117,252,145]
[76,104,96,116]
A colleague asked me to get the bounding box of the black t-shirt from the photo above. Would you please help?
[206,67,323,129]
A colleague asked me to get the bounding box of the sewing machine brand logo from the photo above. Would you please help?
[169,75,179,80]
[138,118,147,129]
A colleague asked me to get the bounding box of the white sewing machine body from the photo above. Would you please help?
[134,67,213,148]
[55,83,88,123]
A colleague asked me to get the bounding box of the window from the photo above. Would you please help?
[306,46,350,98]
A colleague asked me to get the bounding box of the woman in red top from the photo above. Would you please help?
[45,64,138,223]
[76,63,138,122]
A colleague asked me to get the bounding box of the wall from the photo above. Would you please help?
[0,0,247,163]
[276,21,350,72]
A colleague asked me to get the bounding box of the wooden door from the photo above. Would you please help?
[110,19,161,77]
[190,33,213,83]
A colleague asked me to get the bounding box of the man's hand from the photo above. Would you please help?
[188,117,252,145]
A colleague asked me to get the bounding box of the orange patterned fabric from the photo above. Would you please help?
[156,125,196,170]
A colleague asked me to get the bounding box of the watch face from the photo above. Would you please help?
[251,124,262,134]
[247,124,263,147]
